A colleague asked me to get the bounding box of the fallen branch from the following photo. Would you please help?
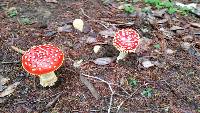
[11,46,25,54]
[80,8,109,29]
[116,83,150,113]
[81,73,115,113]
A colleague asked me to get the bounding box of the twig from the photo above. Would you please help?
[81,73,114,113]
[80,8,91,19]
[45,93,62,108]
[116,83,149,113]
[11,46,25,54]
[80,8,109,29]
[1,61,20,64]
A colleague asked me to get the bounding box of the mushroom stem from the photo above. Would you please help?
[117,52,128,61]
[39,72,58,87]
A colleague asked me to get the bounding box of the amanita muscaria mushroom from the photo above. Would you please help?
[22,44,64,87]
[113,28,140,61]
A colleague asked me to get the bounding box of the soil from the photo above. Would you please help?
[0,0,200,113]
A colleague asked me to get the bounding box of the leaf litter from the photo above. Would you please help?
[1,0,200,112]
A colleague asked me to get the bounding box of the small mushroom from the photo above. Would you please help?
[113,28,140,61]
[22,44,64,87]
[73,19,84,32]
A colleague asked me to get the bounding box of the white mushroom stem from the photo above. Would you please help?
[39,72,58,87]
[117,52,128,61]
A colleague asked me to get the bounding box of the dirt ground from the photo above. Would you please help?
[0,0,200,113]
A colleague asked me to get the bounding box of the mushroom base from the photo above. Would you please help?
[117,52,128,62]
[39,72,58,87]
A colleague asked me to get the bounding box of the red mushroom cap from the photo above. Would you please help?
[22,44,64,75]
[113,29,140,53]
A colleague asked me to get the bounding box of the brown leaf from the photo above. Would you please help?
[0,76,10,91]
[46,93,62,108]
[93,57,114,65]
[45,0,58,3]
[80,75,100,100]
[135,38,153,53]
[152,9,167,17]
[99,29,115,38]
[0,82,20,97]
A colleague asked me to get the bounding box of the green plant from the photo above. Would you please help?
[197,108,200,113]
[143,0,191,15]
[141,7,151,13]
[177,6,191,15]
[124,4,135,14]
[153,43,160,49]
[7,7,17,17]
[141,87,153,97]
[167,7,177,14]
[144,0,160,5]
[19,17,32,25]
[128,78,137,88]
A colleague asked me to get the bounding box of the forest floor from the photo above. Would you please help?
[0,0,200,113]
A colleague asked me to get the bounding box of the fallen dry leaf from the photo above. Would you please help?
[190,22,200,28]
[170,26,184,31]
[157,19,168,24]
[0,76,10,91]
[142,60,154,68]
[73,59,83,68]
[57,25,72,32]
[45,0,58,3]
[0,82,20,97]
[165,48,175,54]
[93,57,114,65]
[99,29,115,38]
[0,76,10,86]
[80,75,100,100]
[152,9,167,17]
[135,38,153,53]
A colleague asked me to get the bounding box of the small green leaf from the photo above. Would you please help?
[141,88,153,97]
[128,78,137,88]
[197,108,200,113]
[155,4,163,9]
[7,7,17,18]
[177,6,191,15]
[124,4,135,14]
[153,44,160,49]
[163,1,173,8]
[141,7,151,13]
[167,7,177,14]
[20,17,32,25]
